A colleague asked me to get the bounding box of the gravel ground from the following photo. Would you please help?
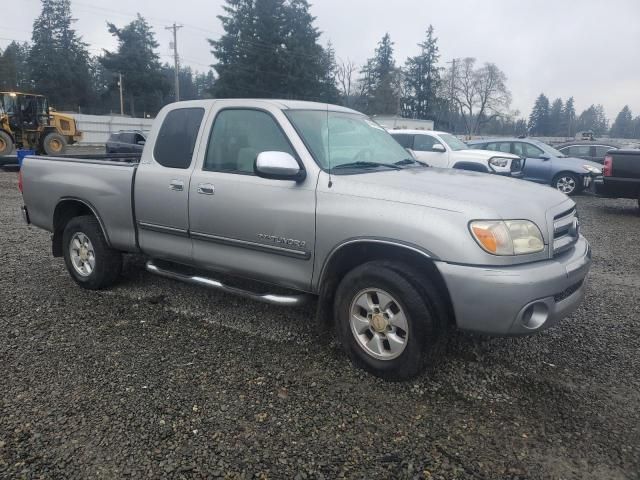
[1,171,638,479]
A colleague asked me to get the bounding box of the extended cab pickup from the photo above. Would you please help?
[20,99,592,380]
[596,149,640,207]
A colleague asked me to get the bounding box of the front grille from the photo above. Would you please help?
[60,119,71,132]
[554,280,583,302]
[553,207,579,256]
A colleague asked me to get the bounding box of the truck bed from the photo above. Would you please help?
[21,154,140,252]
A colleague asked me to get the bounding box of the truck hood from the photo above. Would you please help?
[456,148,519,160]
[330,167,572,227]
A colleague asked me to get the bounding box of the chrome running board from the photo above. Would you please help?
[145,261,310,307]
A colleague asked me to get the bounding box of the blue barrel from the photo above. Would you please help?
[17,149,36,168]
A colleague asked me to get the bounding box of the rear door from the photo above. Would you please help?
[135,107,206,264]
[188,106,316,290]
[412,133,449,167]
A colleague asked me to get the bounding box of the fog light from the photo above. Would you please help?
[521,302,549,329]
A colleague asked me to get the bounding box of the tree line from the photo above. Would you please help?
[527,93,640,139]
[1,0,637,139]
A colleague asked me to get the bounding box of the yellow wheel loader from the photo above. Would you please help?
[0,92,82,156]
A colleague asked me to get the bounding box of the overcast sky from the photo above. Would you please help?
[6,0,640,120]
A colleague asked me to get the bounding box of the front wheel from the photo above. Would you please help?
[42,132,67,156]
[553,172,581,195]
[334,261,446,380]
[62,215,122,290]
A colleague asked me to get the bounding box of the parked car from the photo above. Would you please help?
[105,130,147,154]
[594,149,640,207]
[467,138,602,195]
[19,99,591,380]
[555,141,619,164]
[390,129,523,176]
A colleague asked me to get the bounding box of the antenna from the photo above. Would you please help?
[327,103,332,188]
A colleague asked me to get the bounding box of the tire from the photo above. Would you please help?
[552,172,581,195]
[334,261,447,380]
[62,215,122,290]
[42,132,67,156]
[0,131,13,156]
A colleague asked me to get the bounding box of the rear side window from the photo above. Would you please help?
[108,133,120,142]
[567,145,591,157]
[486,142,511,153]
[595,145,614,157]
[204,109,294,174]
[154,108,205,169]
[391,134,413,149]
[121,132,136,144]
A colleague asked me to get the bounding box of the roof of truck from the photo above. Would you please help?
[170,98,361,115]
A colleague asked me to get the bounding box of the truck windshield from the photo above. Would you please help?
[285,110,411,172]
[439,133,468,151]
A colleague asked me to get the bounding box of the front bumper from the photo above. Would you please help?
[436,235,591,336]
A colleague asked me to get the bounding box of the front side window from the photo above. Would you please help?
[204,109,294,174]
[285,110,410,172]
[413,134,438,152]
[154,108,205,169]
[595,145,615,157]
[514,142,543,158]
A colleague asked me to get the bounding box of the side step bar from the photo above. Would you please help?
[145,261,310,307]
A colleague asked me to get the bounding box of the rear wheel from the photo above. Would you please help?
[62,215,122,290]
[334,261,447,380]
[553,172,580,195]
[42,132,67,156]
[0,131,13,156]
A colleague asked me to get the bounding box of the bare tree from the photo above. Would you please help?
[448,57,511,137]
[336,58,358,107]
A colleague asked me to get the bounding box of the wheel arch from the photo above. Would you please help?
[52,198,111,257]
[0,128,16,143]
[452,161,489,173]
[315,239,455,329]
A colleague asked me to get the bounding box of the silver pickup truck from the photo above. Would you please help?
[20,99,592,380]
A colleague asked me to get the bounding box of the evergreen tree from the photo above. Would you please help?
[28,0,93,108]
[528,93,550,135]
[577,104,609,136]
[0,42,31,91]
[562,96,576,137]
[610,105,634,138]
[100,14,169,116]
[402,25,441,120]
[209,0,338,101]
[359,33,399,115]
[548,98,563,136]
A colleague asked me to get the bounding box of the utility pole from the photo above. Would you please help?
[166,23,183,101]
[446,59,457,133]
[118,73,124,116]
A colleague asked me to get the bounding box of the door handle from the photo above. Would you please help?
[197,183,215,195]
[169,180,184,191]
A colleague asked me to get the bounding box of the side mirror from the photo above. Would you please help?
[539,154,551,161]
[137,140,146,146]
[255,151,306,181]
[432,143,446,153]
[405,147,416,159]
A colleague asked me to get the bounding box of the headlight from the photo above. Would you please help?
[470,220,545,255]
[488,157,511,173]
[583,165,602,174]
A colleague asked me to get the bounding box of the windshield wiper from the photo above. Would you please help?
[394,158,429,167]
[332,161,402,170]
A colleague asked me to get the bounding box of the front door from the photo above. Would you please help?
[513,141,552,183]
[135,106,206,264]
[189,107,316,290]
[412,134,449,167]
